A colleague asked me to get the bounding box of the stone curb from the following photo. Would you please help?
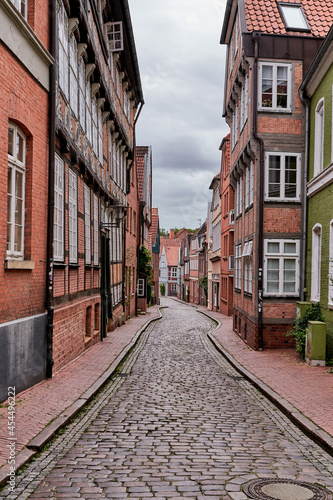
[198,308,333,458]
[0,308,163,488]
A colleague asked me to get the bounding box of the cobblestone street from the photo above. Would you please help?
[3,298,333,499]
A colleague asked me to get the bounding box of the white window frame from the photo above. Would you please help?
[137,278,145,297]
[84,185,91,265]
[235,244,242,291]
[279,4,309,30]
[314,98,324,177]
[265,152,301,201]
[7,124,26,260]
[54,154,64,262]
[79,59,86,132]
[258,62,292,112]
[93,194,99,266]
[264,239,300,297]
[243,241,253,295]
[234,16,239,58]
[69,35,78,117]
[9,0,27,19]
[105,21,124,52]
[58,1,69,98]
[68,170,78,264]
[311,224,322,302]
[329,220,333,308]
[236,176,243,217]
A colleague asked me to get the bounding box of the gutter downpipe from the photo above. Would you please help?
[46,0,57,378]
[252,31,264,350]
[299,89,310,301]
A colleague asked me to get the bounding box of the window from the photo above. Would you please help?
[7,124,26,259]
[98,108,103,165]
[86,79,92,145]
[279,4,309,30]
[265,152,301,201]
[234,16,239,58]
[171,267,177,278]
[329,221,333,307]
[93,194,99,266]
[58,1,69,98]
[236,176,243,217]
[84,185,91,265]
[258,62,291,112]
[69,36,78,117]
[54,154,64,261]
[264,239,299,296]
[137,278,145,297]
[311,224,322,302]
[243,241,253,295]
[231,102,238,150]
[105,22,124,52]
[68,170,78,263]
[9,0,27,19]
[314,98,324,176]
[92,96,98,156]
[240,75,249,131]
[212,221,221,252]
[229,37,233,75]
[235,244,242,291]
[79,59,86,132]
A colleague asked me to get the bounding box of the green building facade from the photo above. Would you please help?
[301,28,333,360]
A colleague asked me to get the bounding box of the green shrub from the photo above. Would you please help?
[160,283,165,296]
[287,303,324,358]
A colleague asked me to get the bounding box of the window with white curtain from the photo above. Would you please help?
[68,170,78,263]
[93,194,99,265]
[54,154,64,262]
[264,239,299,296]
[69,36,78,117]
[84,185,91,265]
[314,99,324,176]
[79,59,86,132]
[58,1,69,98]
[311,224,322,302]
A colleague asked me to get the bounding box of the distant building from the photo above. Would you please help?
[160,238,181,297]
[149,208,160,305]
[208,174,221,311]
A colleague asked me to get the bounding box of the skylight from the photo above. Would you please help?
[279,4,309,30]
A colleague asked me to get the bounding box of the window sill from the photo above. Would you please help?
[54,262,67,269]
[69,263,80,269]
[5,260,35,270]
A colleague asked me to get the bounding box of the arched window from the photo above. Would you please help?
[7,123,26,259]
[314,99,324,176]
[311,223,322,302]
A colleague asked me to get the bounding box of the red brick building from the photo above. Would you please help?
[221,0,333,348]
[148,207,160,305]
[219,135,234,316]
[0,0,53,401]
[50,0,144,373]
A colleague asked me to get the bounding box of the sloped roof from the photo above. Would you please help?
[163,244,180,267]
[209,172,221,190]
[173,228,189,241]
[245,0,333,37]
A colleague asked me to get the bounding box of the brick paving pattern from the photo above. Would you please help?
[0,307,159,469]
[2,298,333,499]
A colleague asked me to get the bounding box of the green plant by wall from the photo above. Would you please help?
[199,275,208,299]
[160,283,165,296]
[287,303,324,359]
[138,246,153,303]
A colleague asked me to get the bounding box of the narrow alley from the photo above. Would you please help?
[2,299,333,500]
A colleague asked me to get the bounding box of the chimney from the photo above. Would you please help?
[170,230,174,239]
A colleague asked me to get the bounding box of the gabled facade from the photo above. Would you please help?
[0,0,53,401]
[148,207,160,305]
[221,0,333,348]
[51,0,143,372]
[159,239,181,297]
[208,174,222,311]
[220,134,234,316]
[300,26,333,358]
[189,224,207,305]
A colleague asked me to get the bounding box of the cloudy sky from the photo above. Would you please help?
[129,0,229,232]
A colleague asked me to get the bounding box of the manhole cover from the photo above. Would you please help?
[243,478,331,500]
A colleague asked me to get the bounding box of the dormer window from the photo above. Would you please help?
[279,4,310,31]
[9,0,27,20]
[105,22,124,52]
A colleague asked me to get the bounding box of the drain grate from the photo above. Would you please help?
[242,478,331,500]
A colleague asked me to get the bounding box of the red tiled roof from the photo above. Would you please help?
[163,244,180,266]
[245,0,333,37]
[148,208,159,250]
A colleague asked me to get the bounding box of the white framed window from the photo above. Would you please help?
[236,176,243,217]
[258,62,292,112]
[212,221,221,252]
[137,278,145,297]
[69,36,78,117]
[98,108,103,165]
[86,79,92,145]
[311,224,322,302]
[243,241,253,295]
[235,244,242,290]
[92,96,98,156]
[329,220,333,307]
[54,154,64,261]
[314,98,324,177]
[105,22,124,52]
[7,124,26,259]
[234,16,239,58]
[279,4,309,30]
[240,75,249,131]
[58,1,69,98]
[171,267,177,278]
[232,102,238,150]
[9,0,27,19]
[84,185,91,265]
[264,239,299,296]
[229,37,233,75]
[68,170,78,263]
[93,194,99,266]
[79,59,86,132]
[265,152,301,201]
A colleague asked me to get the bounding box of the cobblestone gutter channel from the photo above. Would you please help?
[1,298,333,499]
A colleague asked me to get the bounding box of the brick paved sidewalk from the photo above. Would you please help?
[192,302,333,441]
[0,306,160,473]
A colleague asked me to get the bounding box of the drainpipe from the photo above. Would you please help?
[46,0,57,378]
[299,90,310,301]
[252,31,264,350]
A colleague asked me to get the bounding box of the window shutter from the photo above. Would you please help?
[105,22,124,52]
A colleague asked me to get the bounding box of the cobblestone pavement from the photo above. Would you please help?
[2,298,333,500]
